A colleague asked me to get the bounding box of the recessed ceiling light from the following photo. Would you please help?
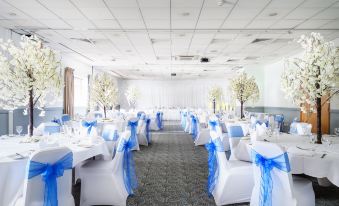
[181,12,190,17]
[126,49,132,53]
[8,12,17,16]
[210,50,218,53]
[269,12,278,17]
[178,33,186,37]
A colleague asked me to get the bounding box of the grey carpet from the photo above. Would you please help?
[76,121,339,205]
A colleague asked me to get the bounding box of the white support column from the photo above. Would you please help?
[8,110,13,135]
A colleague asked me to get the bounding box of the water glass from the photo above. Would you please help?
[322,136,331,147]
[308,134,315,144]
[16,126,23,136]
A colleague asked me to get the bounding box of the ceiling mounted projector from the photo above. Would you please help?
[200,57,209,63]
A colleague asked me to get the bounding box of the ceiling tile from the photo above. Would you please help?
[171,0,204,8]
[137,0,170,7]
[104,0,138,7]
[301,0,338,8]
[66,19,95,30]
[296,19,332,28]
[267,0,305,8]
[196,19,224,29]
[270,19,304,29]
[38,19,71,29]
[228,8,262,19]
[171,19,197,29]
[39,0,75,9]
[72,0,106,8]
[320,20,339,29]
[222,20,251,28]
[141,8,169,19]
[92,19,120,29]
[285,8,323,19]
[119,19,145,29]
[52,8,84,19]
[199,7,231,19]
[246,20,277,29]
[110,8,142,19]
[80,8,114,20]
[171,8,201,20]
[145,19,170,29]
[312,8,339,19]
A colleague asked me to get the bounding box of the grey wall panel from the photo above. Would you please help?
[0,110,8,135]
[330,110,339,134]
[12,107,63,135]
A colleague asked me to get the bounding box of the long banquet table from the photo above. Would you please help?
[236,133,339,186]
[0,135,110,206]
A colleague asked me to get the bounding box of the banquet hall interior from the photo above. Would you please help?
[0,0,339,205]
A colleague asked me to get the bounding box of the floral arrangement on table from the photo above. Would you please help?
[208,86,223,113]
[281,32,339,144]
[230,72,259,118]
[90,73,118,119]
[125,85,139,109]
[0,35,61,136]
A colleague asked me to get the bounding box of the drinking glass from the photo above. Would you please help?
[16,126,23,136]
[322,136,331,147]
[334,128,339,136]
[308,134,315,144]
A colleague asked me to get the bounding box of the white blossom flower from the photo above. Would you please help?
[125,86,139,108]
[230,72,259,105]
[281,32,339,113]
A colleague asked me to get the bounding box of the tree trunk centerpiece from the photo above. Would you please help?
[0,36,62,136]
[90,73,118,119]
[230,72,259,119]
[281,33,339,144]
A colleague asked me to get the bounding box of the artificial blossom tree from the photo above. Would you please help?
[0,35,61,136]
[230,72,259,118]
[125,85,139,110]
[90,73,118,119]
[208,86,223,114]
[282,33,339,144]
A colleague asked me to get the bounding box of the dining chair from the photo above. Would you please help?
[137,115,148,146]
[250,142,315,206]
[227,124,247,161]
[43,122,61,135]
[61,114,71,123]
[206,130,254,206]
[102,125,120,158]
[79,130,137,206]
[14,147,74,206]
[126,118,140,151]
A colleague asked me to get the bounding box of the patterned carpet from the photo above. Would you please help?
[75,121,339,206]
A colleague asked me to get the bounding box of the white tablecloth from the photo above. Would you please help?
[0,136,110,206]
[237,134,339,186]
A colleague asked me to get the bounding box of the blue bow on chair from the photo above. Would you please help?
[191,116,198,140]
[117,139,138,195]
[205,138,224,197]
[252,150,291,206]
[61,114,70,123]
[81,120,97,135]
[145,118,151,143]
[51,119,61,125]
[209,120,219,131]
[156,112,162,130]
[128,120,138,147]
[28,152,73,206]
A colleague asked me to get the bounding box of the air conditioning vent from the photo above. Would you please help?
[244,56,259,60]
[272,38,293,44]
[171,73,176,76]
[226,59,239,62]
[70,38,94,44]
[175,55,199,61]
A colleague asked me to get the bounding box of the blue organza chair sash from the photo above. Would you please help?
[205,138,224,197]
[228,125,244,138]
[208,120,219,131]
[191,115,198,140]
[102,128,119,141]
[145,118,151,143]
[117,138,138,195]
[51,119,61,125]
[81,120,97,135]
[28,152,73,206]
[256,120,269,127]
[137,111,145,119]
[251,150,291,206]
[127,120,138,147]
[61,114,70,123]
[156,112,163,129]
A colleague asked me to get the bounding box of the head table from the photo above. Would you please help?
[235,133,339,187]
[0,135,110,206]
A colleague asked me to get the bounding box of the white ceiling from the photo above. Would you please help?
[0,0,339,79]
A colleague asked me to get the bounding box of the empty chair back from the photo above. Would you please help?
[251,142,295,206]
[102,125,119,141]
[23,147,74,206]
[43,122,61,135]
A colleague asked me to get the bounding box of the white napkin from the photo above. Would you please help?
[296,123,312,135]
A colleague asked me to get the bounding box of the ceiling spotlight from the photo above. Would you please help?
[126,49,132,53]
[8,12,17,16]
[269,12,278,17]
[210,50,218,53]
[181,12,190,17]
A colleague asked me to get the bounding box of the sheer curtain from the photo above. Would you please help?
[63,67,74,117]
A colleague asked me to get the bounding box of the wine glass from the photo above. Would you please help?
[16,126,23,136]
[322,136,331,147]
[334,128,339,136]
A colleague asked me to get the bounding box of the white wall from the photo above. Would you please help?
[119,77,265,110]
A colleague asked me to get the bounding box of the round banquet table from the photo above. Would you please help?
[235,133,339,187]
[0,135,110,206]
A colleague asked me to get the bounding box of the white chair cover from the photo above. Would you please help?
[208,130,254,206]
[137,117,148,146]
[250,142,315,206]
[14,147,74,206]
[79,131,133,206]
